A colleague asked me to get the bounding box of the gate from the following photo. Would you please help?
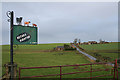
[19,60,119,80]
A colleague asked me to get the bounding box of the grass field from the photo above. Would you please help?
[79,42,119,61]
[2,43,119,78]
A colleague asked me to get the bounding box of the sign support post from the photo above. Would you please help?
[6,11,14,80]
[6,11,37,79]
[10,11,14,79]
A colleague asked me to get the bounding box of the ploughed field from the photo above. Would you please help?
[2,43,119,78]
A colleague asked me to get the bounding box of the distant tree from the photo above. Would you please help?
[99,39,102,43]
[64,44,76,51]
[64,44,70,49]
[74,38,78,44]
[78,39,81,44]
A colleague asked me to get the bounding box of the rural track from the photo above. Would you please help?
[73,44,97,61]
[73,44,115,66]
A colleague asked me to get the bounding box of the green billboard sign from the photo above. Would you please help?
[13,25,37,45]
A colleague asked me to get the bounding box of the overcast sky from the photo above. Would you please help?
[2,2,118,45]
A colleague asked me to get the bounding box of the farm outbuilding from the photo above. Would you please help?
[88,41,97,45]
[99,41,109,44]
[55,46,64,51]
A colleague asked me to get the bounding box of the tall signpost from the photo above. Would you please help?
[6,11,38,79]
[6,11,14,79]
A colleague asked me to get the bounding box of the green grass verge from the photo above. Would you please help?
[2,43,117,78]
[79,42,119,61]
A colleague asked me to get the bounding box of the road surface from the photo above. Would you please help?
[73,45,97,61]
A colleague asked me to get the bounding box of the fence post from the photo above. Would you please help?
[90,64,92,80]
[115,59,119,80]
[60,66,62,80]
[114,60,116,80]
[113,59,119,80]
[19,68,21,80]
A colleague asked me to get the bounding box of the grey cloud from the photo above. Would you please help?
[2,2,118,44]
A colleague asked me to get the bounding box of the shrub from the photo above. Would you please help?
[96,60,100,62]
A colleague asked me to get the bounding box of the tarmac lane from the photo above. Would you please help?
[73,45,97,61]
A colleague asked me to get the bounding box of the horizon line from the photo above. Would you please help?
[0,41,119,45]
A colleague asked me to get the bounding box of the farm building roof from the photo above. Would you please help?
[56,46,64,48]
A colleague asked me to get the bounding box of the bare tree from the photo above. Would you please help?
[74,38,78,44]
[78,39,81,44]
[99,39,102,43]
